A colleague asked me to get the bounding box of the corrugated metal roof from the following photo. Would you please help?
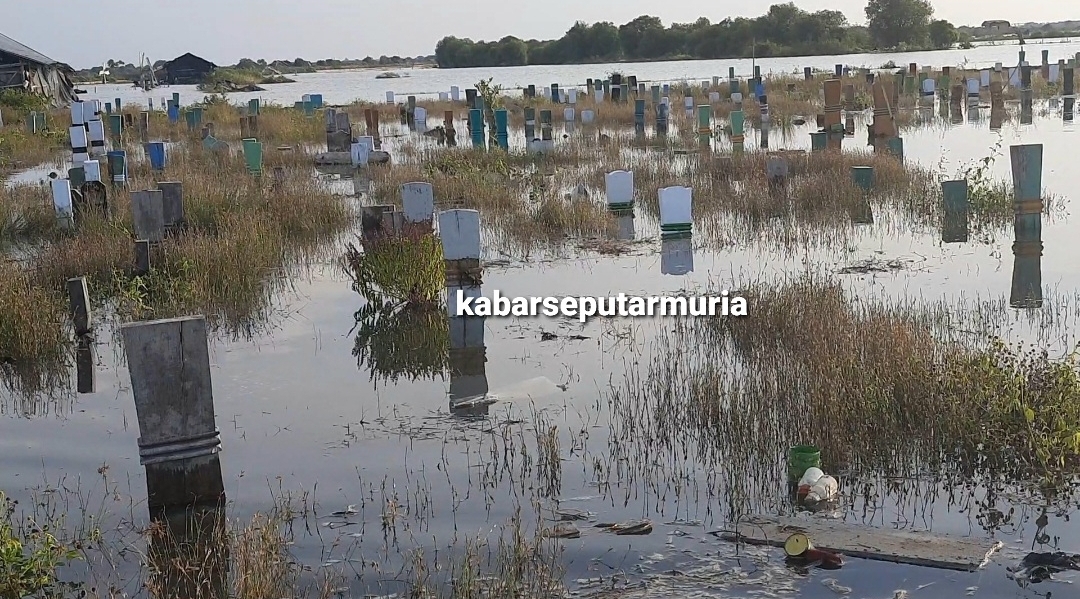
[0,32,58,65]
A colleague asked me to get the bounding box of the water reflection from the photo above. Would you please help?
[990,107,1005,130]
[615,210,635,241]
[351,298,448,385]
[447,284,489,417]
[661,237,694,275]
[1010,232,1044,309]
[146,499,228,599]
[75,335,96,394]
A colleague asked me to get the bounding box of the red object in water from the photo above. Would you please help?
[804,548,844,569]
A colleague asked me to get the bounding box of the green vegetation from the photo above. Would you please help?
[343,228,444,305]
[196,67,296,92]
[1,491,81,599]
[435,1,962,68]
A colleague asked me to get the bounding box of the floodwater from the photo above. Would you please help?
[80,38,1080,107]
[4,58,1080,598]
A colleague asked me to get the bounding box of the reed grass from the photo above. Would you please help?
[0,141,353,398]
[610,272,1080,516]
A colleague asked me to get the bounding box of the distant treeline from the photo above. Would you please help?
[435,1,967,68]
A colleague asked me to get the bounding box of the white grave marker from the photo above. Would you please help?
[605,170,634,208]
[438,209,481,261]
[658,186,692,235]
[50,179,73,218]
[351,136,374,166]
[83,160,102,182]
[401,182,435,223]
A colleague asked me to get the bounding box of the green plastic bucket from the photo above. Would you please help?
[788,445,821,482]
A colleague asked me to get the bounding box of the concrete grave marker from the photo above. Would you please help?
[605,170,634,209]
[401,182,435,223]
[131,190,165,242]
[351,136,374,166]
[50,179,73,225]
[438,209,481,261]
[658,186,692,237]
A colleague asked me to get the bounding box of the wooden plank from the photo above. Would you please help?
[720,515,1002,572]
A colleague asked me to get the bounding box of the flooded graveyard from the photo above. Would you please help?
[4,48,1080,599]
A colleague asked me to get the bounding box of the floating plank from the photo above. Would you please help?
[721,515,1002,572]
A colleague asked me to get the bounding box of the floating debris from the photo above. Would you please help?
[1007,551,1080,584]
[597,519,653,535]
[555,508,593,521]
[328,504,358,517]
[821,577,852,595]
[544,522,581,539]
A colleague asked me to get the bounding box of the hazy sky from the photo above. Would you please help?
[4,0,1076,69]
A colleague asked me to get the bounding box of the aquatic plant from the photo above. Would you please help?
[0,262,68,399]
[343,227,443,306]
[610,273,1080,516]
[1,491,81,599]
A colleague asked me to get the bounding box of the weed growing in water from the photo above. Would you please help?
[343,227,444,306]
[1,491,83,599]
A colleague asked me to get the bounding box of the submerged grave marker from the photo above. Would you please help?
[66,277,92,336]
[941,179,969,243]
[402,182,435,225]
[658,186,692,239]
[122,316,225,509]
[605,170,634,211]
[1010,144,1044,308]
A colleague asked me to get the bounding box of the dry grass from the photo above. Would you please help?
[0,261,68,398]
[0,140,353,398]
[608,272,1080,522]
[141,498,344,599]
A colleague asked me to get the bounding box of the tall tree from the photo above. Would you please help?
[865,0,934,48]
[928,20,958,49]
[618,16,664,59]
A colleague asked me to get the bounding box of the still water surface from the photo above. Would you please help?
[81,38,1080,106]
[4,45,1080,597]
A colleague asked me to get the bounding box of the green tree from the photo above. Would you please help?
[495,36,528,65]
[929,19,959,49]
[618,15,664,59]
[865,0,934,48]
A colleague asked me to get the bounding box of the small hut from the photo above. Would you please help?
[160,53,217,85]
[0,32,76,106]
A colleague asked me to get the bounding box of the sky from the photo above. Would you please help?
[4,0,1077,69]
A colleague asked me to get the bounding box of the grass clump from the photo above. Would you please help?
[613,273,1080,512]
[343,227,444,305]
[0,262,68,396]
[1,491,82,599]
